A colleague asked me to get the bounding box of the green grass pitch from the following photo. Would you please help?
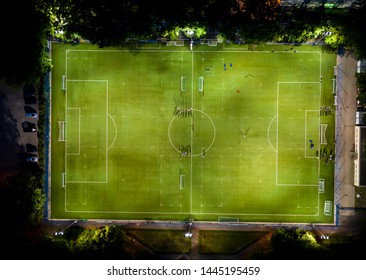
[50,42,336,224]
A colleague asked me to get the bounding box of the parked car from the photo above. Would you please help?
[25,155,38,162]
[26,144,38,153]
[25,112,37,118]
[24,96,37,105]
[22,121,37,132]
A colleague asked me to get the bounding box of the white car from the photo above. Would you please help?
[25,112,37,118]
[26,156,38,162]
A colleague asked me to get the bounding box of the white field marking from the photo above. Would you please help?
[66,49,321,54]
[107,113,117,151]
[66,108,81,156]
[276,82,321,187]
[317,82,321,183]
[64,209,320,216]
[304,110,320,159]
[190,50,194,214]
[65,51,69,193]
[65,80,109,184]
[276,183,318,187]
[167,109,216,157]
[267,115,278,153]
[63,49,323,217]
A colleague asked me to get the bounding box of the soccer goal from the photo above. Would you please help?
[58,121,66,141]
[320,124,327,145]
[179,174,185,189]
[61,173,66,188]
[62,75,66,90]
[208,40,218,46]
[318,179,325,193]
[181,76,186,92]
[167,40,185,46]
[324,200,332,216]
[198,77,204,92]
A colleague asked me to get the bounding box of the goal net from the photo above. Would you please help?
[181,76,186,92]
[318,179,325,193]
[208,40,218,46]
[62,75,66,90]
[198,77,204,92]
[324,201,332,216]
[58,121,66,141]
[62,173,66,188]
[320,124,327,145]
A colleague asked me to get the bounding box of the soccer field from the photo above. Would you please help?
[50,42,336,224]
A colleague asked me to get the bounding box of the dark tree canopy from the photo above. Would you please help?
[2,0,366,84]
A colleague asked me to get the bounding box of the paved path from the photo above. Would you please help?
[335,54,357,212]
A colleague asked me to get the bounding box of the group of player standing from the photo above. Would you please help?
[174,107,193,117]
[320,106,333,116]
[178,145,191,156]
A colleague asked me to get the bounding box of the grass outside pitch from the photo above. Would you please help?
[50,43,336,223]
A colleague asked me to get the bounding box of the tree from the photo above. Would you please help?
[341,0,366,59]
[265,228,321,259]
[69,225,130,259]
[0,0,52,85]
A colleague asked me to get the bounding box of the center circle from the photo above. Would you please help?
[168,109,216,157]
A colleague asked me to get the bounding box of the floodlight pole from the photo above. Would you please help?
[313,31,331,45]
[311,224,326,238]
[185,219,193,238]
[55,220,78,235]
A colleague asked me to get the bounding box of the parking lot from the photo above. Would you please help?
[0,81,39,181]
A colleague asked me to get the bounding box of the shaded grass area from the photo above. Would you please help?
[199,230,268,255]
[126,229,191,254]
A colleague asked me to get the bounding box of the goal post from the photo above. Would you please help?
[181,76,186,92]
[62,75,66,90]
[62,173,66,188]
[318,179,325,193]
[58,121,66,141]
[179,174,185,189]
[208,40,218,46]
[324,200,332,216]
[320,124,327,145]
[167,40,185,46]
[198,77,204,92]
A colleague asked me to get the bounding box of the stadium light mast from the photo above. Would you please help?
[311,224,329,240]
[54,220,78,236]
[313,31,332,45]
[185,219,193,238]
